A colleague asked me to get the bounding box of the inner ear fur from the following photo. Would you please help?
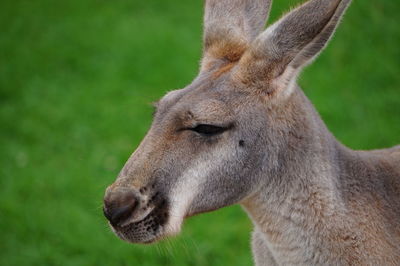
[201,0,272,71]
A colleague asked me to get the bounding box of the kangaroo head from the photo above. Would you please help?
[103,0,351,244]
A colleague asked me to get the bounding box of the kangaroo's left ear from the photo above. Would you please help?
[235,0,352,95]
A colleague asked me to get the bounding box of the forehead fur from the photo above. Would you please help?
[189,99,232,122]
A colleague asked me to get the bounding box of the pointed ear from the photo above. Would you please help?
[201,0,272,71]
[235,0,351,94]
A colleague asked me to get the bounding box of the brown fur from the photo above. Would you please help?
[104,0,400,265]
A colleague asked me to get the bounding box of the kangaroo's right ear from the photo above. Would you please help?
[201,0,272,71]
[235,0,351,97]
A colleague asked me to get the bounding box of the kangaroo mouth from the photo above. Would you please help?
[111,200,169,244]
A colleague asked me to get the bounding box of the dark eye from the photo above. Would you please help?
[190,124,228,136]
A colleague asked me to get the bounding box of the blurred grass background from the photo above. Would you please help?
[0,0,399,265]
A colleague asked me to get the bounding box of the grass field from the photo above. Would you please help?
[1,0,399,265]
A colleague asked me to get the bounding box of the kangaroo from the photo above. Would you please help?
[103,0,400,265]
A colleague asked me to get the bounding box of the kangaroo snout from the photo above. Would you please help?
[103,187,140,227]
[103,182,170,244]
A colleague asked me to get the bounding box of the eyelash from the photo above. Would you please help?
[189,124,229,136]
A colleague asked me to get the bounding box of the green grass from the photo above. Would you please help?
[0,0,399,265]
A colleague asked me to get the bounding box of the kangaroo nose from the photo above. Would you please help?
[103,187,139,227]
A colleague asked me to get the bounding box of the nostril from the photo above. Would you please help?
[109,202,137,226]
[103,189,139,227]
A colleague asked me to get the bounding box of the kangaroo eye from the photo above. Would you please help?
[190,124,227,136]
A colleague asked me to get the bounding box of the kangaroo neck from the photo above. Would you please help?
[241,89,351,264]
